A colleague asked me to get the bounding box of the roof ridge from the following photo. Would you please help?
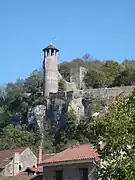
[0,147,26,153]
[41,144,98,165]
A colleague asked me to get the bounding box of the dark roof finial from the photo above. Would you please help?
[42,41,59,52]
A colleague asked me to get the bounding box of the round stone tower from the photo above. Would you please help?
[43,43,59,98]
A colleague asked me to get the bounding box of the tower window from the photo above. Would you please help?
[19,165,22,171]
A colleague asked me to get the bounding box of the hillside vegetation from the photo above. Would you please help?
[59,55,135,87]
[0,55,135,178]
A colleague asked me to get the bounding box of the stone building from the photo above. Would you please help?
[42,42,88,95]
[43,43,59,98]
[0,148,37,177]
[41,144,98,180]
[70,66,88,90]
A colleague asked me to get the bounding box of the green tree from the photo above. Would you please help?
[93,94,135,179]
[84,70,106,88]
[0,125,40,152]
[0,69,43,122]
[24,70,43,93]
[113,68,135,86]
[55,109,78,152]
[82,53,93,62]
[76,116,96,144]
[43,116,56,153]
[58,79,66,91]
[0,107,11,130]
[0,71,45,151]
[102,61,120,87]
[58,58,86,81]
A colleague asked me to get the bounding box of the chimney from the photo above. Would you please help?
[38,140,43,165]
[13,152,20,176]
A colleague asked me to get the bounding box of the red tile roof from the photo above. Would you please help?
[0,148,26,157]
[0,148,26,168]
[41,144,98,165]
[37,153,55,163]
[37,152,55,165]
[42,153,55,160]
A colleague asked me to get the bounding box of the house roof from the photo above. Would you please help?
[42,153,55,161]
[41,144,98,166]
[37,153,55,165]
[0,148,26,168]
[42,43,59,52]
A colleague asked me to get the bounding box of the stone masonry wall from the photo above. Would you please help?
[73,86,134,116]
[20,148,37,171]
[43,162,97,180]
[2,148,37,177]
[47,86,134,122]
[73,86,134,100]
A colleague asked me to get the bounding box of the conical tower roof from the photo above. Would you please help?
[43,43,59,52]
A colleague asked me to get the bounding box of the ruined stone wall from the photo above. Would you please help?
[58,71,77,91]
[70,67,87,89]
[29,86,134,134]
[72,86,134,116]
[73,86,134,100]
[46,86,134,121]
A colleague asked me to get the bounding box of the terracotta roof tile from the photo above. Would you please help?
[0,148,26,157]
[42,153,55,160]
[41,144,98,165]
[37,153,55,162]
[0,159,11,169]
[0,148,26,168]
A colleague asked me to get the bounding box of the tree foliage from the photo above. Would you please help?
[59,57,135,88]
[0,125,40,152]
[84,70,106,88]
[102,61,120,87]
[0,70,45,151]
[58,79,66,91]
[91,92,135,179]
[55,109,77,152]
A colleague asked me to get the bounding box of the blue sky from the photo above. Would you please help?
[0,0,135,85]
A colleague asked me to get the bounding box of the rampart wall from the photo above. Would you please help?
[73,86,134,100]
[48,86,134,119]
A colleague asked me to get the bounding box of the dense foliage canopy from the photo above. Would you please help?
[59,56,135,88]
[93,91,135,179]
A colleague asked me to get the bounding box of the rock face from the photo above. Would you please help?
[33,105,46,135]
[27,85,134,134]
[27,105,46,135]
[48,91,73,128]
[68,97,84,120]
[44,85,134,127]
